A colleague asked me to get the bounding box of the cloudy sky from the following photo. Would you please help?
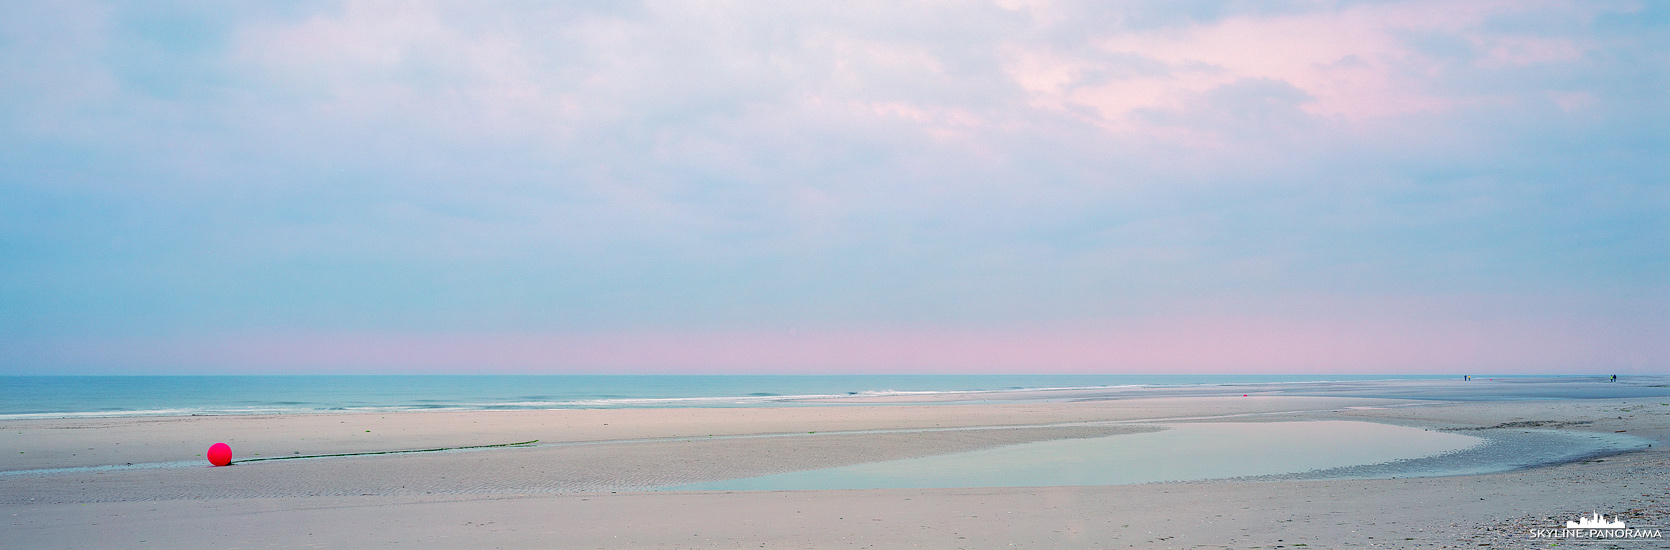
[1,0,1664,374]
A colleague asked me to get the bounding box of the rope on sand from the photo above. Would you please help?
[236,440,540,463]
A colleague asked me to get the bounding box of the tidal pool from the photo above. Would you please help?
[668,421,1483,491]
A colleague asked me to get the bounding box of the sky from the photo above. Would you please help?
[0,0,1664,374]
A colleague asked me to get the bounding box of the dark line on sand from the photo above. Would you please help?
[235,440,540,463]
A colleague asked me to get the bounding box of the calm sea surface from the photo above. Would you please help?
[0,374,1455,419]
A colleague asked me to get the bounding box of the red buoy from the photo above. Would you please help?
[207,442,232,466]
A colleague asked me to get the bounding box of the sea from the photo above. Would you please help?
[0,374,1460,419]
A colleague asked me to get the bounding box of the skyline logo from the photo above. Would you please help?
[1528,511,1661,541]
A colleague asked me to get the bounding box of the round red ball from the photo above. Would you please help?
[206,442,232,466]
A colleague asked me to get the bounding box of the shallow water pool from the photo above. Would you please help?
[668,420,1483,491]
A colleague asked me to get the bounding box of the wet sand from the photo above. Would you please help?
[4,378,1670,548]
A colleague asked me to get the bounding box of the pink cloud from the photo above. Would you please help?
[1004,0,1621,128]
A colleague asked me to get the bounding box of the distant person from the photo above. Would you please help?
[1464,375,1469,381]
[1611,374,1617,382]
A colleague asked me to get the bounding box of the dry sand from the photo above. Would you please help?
[4,380,1669,549]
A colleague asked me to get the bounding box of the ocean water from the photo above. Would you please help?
[0,374,1453,419]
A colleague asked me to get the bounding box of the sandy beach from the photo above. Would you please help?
[5,378,1670,549]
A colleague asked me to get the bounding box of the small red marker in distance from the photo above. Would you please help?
[206,442,232,466]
